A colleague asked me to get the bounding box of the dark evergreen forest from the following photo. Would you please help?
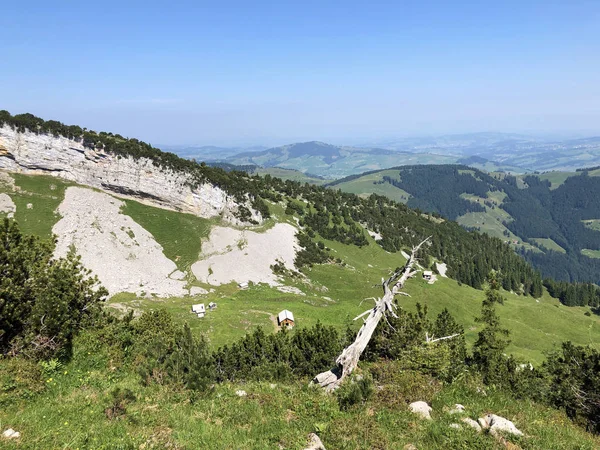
[338,165,600,285]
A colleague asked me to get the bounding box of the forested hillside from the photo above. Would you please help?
[331,165,600,284]
[0,111,543,295]
[2,114,600,448]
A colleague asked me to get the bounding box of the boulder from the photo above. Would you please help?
[448,403,466,414]
[304,433,326,450]
[2,428,20,439]
[235,390,247,397]
[449,423,462,430]
[461,417,482,432]
[479,414,523,437]
[409,401,432,420]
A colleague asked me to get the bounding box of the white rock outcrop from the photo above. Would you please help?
[461,417,482,432]
[53,187,187,297]
[304,433,326,450]
[479,414,523,437]
[409,401,432,420]
[191,223,299,287]
[436,262,448,277]
[2,428,20,439]
[0,193,16,216]
[0,125,260,224]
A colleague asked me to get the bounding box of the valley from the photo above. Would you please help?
[204,133,600,180]
[2,113,600,449]
[0,170,598,362]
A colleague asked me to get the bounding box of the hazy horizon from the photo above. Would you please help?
[2,1,599,147]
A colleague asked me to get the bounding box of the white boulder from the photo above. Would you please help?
[2,428,20,439]
[480,414,523,437]
[448,403,465,414]
[0,193,16,215]
[409,401,432,420]
[304,433,326,450]
[461,417,482,432]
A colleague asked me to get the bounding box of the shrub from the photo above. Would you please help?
[105,387,136,420]
[0,357,45,405]
[0,219,107,359]
[336,372,374,411]
[370,362,441,408]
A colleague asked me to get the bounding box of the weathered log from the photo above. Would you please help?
[313,237,431,391]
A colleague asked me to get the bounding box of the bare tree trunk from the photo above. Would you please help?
[313,237,431,391]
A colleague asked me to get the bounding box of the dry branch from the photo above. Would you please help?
[313,236,431,391]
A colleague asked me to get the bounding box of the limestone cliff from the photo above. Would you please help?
[0,125,261,224]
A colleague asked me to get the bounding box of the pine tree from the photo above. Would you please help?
[472,271,511,384]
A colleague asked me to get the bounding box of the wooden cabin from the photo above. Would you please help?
[277,309,295,327]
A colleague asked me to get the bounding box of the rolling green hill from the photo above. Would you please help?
[226,141,458,178]
[330,165,600,284]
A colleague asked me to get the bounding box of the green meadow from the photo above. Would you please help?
[1,171,599,364]
[3,171,600,448]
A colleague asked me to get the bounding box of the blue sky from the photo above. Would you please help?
[1,1,599,145]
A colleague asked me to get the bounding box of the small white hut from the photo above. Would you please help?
[192,303,206,318]
[277,310,295,327]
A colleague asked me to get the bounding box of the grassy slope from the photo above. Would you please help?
[255,167,328,185]
[0,173,74,238]
[532,168,600,189]
[330,169,411,203]
[457,192,539,253]
[2,171,600,362]
[2,360,599,449]
[530,238,566,253]
[2,171,600,448]
[120,199,213,272]
[583,219,600,232]
[581,249,600,259]
[110,229,600,364]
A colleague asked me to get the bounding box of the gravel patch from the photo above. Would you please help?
[191,223,299,286]
[436,262,448,277]
[53,187,187,297]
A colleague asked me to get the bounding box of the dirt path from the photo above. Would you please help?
[247,309,279,331]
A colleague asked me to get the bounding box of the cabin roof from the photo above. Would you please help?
[192,303,205,313]
[278,309,295,323]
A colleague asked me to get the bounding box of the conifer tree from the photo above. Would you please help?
[472,271,510,384]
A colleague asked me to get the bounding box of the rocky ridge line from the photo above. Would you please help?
[0,125,261,225]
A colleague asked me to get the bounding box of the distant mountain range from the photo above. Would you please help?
[166,132,600,179]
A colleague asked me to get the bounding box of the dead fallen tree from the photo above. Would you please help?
[313,237,431,391]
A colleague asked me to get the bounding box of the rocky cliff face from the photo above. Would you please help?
[0,125,261,224]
